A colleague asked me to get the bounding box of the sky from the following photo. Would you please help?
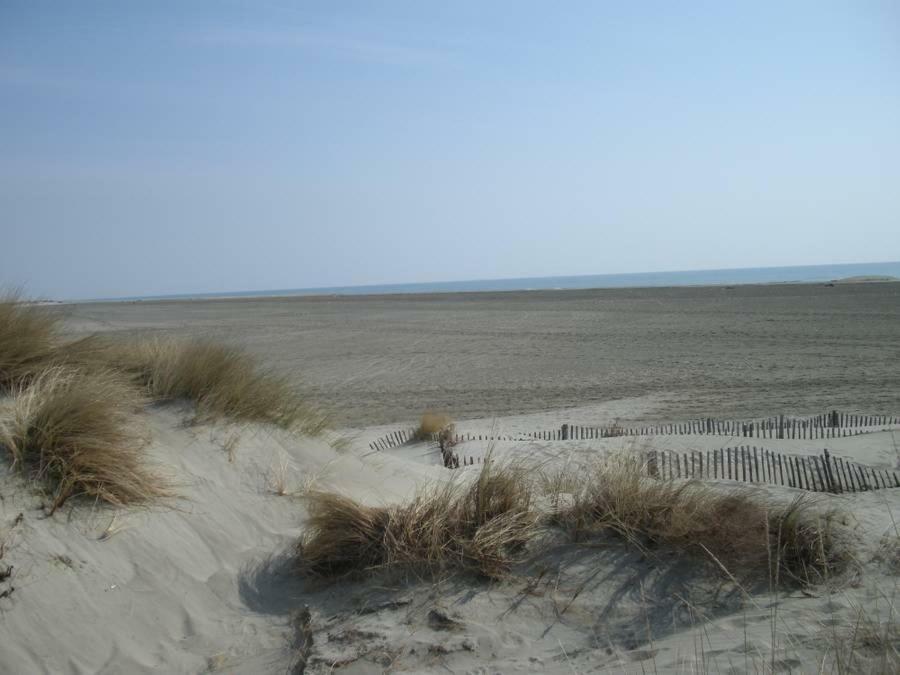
[1,1,899,300]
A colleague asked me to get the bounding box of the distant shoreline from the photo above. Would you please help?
[67,272,900,305]
[57,261,900,304]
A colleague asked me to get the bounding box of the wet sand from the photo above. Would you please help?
[61,282,900,426]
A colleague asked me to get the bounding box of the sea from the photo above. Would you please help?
[108,261,900,302]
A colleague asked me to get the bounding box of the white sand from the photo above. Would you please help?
[2,402,899,673]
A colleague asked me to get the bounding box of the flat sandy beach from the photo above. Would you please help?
[62,281,900,426]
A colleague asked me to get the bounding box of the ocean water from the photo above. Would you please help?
[116,261,900,301]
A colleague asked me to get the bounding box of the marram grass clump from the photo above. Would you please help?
[0,295,327,435]
[0,292,61,390]
[0,366,166,511]
[299,455,848,586]
[547,456,848,585]
[79,336,328,433]
[298,458,537,579]
[415,412,454,440]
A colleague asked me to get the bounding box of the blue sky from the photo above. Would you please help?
[2,1,898,299]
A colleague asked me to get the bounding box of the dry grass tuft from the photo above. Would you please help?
[0,366,166,511]
[550,456,847,584]
[826,599,900,674]
[1,294,327,435]
[298,457,537,579]
[91,336,328,433]
[416,412,454,439]
[0,293,61,390]
[298,454,848,587]
[269,454,293,496]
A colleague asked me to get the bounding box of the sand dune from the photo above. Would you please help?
[2,401,898,673]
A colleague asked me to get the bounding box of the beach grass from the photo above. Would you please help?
[92,336,328,433]
[414,411,454,440]
[0,295,328,509]
[550,456,847,585]
[299,455,847,586]
[0,366,166,511]
[0,295,327,434]
[0,292,61,390]
[298,457,536,579]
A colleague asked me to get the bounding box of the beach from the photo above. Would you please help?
[2,282,899,673]
[62,281,900,426]
[6,1,899,670]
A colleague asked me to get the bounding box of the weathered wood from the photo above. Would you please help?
[853,463,868,491]
[823,449,839,493]
[864,467,877,490]
[849,462,862,490]
[739,447,746,482]
[647,450,658,478]
[836,456,853,492]
[806,457,818,490]
[797,457,809,490]
[872,467,883,490]
[810,456,825,492]
[752,447,760,482]
[845,458,858,492]
[836,457,858,492]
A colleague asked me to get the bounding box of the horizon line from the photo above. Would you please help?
[64,260,900,304]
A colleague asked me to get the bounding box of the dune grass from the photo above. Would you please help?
[0,293,61,390]
[0,296,327,510]
[1,295,328,435]
[298,458,537,579]
[298,455,847,586]
[415,412,454,440]
[94,336,328,433]
[550,457,847,585]
[0,366,166,511]
[827,599,900,674]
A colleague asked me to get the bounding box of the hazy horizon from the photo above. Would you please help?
[60,260,900,302]
[3,2,899,299]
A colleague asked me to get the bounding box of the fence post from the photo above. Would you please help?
[647,450,659,478]
[822,450,836,493]
[823,449,839,493]
[561,424,569,441]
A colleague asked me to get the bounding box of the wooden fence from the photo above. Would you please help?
[560,411,899,441]
[646,446,899,493]
[368,428,418,451]
[439,447,900,494]
[369,411,899,452]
